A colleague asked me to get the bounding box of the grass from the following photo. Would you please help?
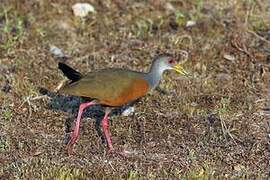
[0,0,270,179]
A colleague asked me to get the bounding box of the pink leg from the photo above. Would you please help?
[66,100,96,154]
[101,110,114,152]
[101,109,129,156]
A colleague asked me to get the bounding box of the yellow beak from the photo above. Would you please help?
[173,64,189,76]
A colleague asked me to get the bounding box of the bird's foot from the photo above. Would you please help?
[65,144,74,155]
[65,131,78,155]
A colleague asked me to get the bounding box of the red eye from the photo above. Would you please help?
[168,59,175,64]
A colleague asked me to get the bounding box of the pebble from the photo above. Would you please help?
[72,3,95,18]
[122,107,135,116]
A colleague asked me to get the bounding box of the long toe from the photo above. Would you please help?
[65,133,78,155]
[65,144,74,155]
[68,131,78,146]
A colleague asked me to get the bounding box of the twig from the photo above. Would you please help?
[247,29,270,44]
[30,95,49,101]
[26,97,33,121]
[220,118,228,142]
[55,80,66,92]
[231,37,254,61]
[18,95,49,121]
[220,118,238,145]
[18,95,49,108]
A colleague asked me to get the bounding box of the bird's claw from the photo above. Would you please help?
[65,144,74,155]
[65,131,78,155]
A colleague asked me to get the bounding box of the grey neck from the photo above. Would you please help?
[143,62,166,89]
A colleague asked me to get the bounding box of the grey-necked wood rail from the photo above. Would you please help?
[58,54,188,155]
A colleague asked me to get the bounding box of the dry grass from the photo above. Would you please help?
[0,0,270,179]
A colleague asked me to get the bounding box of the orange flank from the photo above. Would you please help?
[100,78,149,106]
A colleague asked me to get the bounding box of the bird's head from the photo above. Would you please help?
[153,54,188,76]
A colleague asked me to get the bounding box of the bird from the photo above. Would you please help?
[58,54,188,155]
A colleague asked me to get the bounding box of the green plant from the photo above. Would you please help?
[0,8,25,52]
[2,109,12,121]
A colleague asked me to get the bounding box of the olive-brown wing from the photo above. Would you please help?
[60,69,149,106]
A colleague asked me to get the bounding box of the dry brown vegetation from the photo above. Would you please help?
[0,0,270,179]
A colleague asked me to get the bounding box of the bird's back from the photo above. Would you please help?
[60,68,150,106]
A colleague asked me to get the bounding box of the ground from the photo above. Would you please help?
[0,0,270,179]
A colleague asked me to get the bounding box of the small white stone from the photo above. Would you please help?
[190,102,198,107]
[186,20,196,27]
[72,3,95,18]
[50,45,64,58]
[224,54,236,62]
[122,107,135,116]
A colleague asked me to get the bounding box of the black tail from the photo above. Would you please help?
[58,62,83,82]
